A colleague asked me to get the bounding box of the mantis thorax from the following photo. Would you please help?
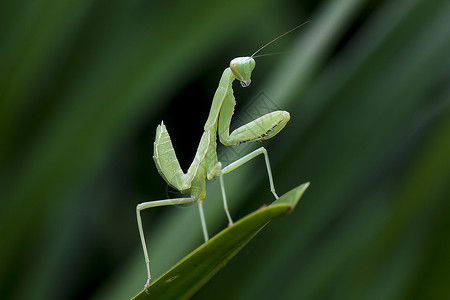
[230,57,255,87]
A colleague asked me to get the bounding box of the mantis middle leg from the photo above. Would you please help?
[213,146,279,226]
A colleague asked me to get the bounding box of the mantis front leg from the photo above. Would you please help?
[218,88,290,146]
[215,84,289,195]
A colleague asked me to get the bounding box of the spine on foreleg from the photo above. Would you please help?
[153,122,190,192]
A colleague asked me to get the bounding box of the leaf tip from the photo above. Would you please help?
[287,182,309,211]
[270,182,310,210]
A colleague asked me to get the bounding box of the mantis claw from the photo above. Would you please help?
[272,191,279,199]
[144,279,151,295]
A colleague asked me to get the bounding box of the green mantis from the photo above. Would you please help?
[136,23,309,292]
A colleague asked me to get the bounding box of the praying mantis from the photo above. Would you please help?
[136,22,309,292]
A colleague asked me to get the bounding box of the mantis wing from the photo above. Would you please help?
[153,122,210,193]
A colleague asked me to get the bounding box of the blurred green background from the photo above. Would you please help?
[1,0,449,299]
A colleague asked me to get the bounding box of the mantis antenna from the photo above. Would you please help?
[251,21,311,58]
[252,51,295,59]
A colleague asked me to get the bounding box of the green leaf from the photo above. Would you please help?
[131,183,309,300]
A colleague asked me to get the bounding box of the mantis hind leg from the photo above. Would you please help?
[136,197,195,293]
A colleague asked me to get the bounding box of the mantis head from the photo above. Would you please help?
[230,57,255,87]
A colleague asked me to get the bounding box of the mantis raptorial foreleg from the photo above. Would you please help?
[219,108,290,146]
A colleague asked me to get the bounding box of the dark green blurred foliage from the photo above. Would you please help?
[0,0,449,299]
